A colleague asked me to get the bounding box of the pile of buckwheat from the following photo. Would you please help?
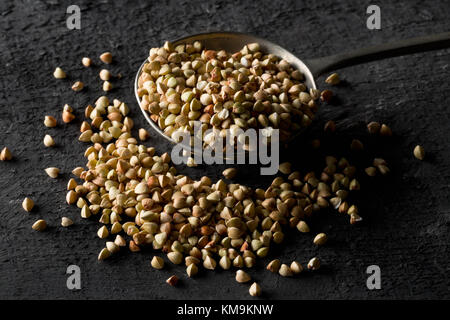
[9,41,403,297]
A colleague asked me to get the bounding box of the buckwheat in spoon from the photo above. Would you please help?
[135,31,450,149]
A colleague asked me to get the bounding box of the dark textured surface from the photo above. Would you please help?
[0,0,449,300]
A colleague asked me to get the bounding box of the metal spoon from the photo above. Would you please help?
[135,31,450,145]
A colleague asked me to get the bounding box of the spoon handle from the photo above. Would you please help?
[306,31,450,77]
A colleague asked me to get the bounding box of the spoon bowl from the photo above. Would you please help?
[134,32,317,146]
